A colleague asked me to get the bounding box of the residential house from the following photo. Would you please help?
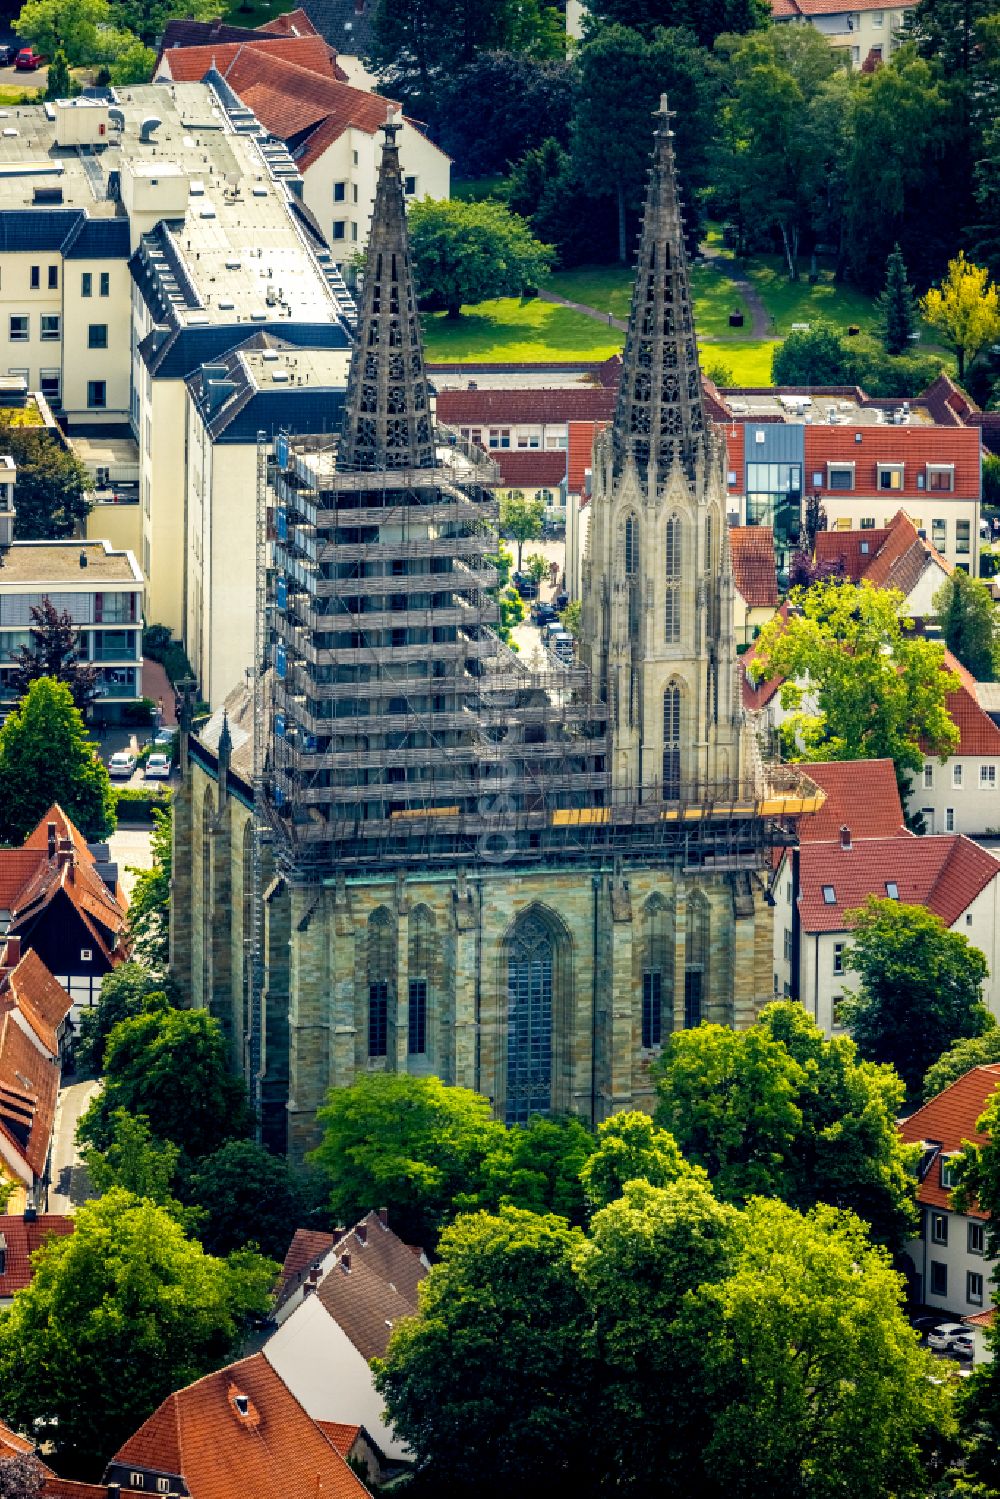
[154,35,449,269]
[436,386,617,458]
[0,1006,59,1208]
[728,526,779,645]
[103,1353,372,1499]
[914,651,1000,836]
[0,805,129,1022]
[770,0,917,67]
[0,939,74,1064]
[899,1065,1000,1324]
[770,758,1000,1031]
[494,449,568,526]
[0,1209,73,1306]
[0,533,144,725]
[264,1210,427,1461]
[814,508,953,619]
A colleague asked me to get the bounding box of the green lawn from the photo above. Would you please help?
[699,341,776,386]
[221,0,290,26]
[548,262,752,338]
[422,298,623,363]
[747,257,878,336]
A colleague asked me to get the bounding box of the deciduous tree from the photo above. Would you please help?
[923,1023,1000,1099]
[374,1207,591,1499]
[431,54,577,178]
[922,251,1000,380]
[126,803,171,971]
[0,1190,275,1473]
[14,0,109,64]
[842,896,992,1095]
[579,1110,705,1212]
[0,676,114,843]
[750,578,960,795]
[75,961,173,1078]
[499,491,544,571]
[309,1074,503,1248]
[184,1140,322,1259]
[77,1007,253,1161]
[408,198,553,318]
[474,1114,594,1225]
[7,597,98,711]
[6,426,92,541]
[934,569,1000,681]
[588,0,767,47]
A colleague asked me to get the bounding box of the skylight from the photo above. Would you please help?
[886,882,899,899]
[822,886,836,904]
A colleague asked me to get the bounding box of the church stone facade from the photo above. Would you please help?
[171,102,801,1161]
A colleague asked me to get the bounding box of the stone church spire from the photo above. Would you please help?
[338,112,436,473]
[612,95,706,488]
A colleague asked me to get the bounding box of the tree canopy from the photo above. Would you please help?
[183,1140,321,1259]
[922,251,1000,380]
[923,1022,1000,1099]
[376,1184,950,1499]
[587,0,768,47]
[0,676,115,844]
[653,1001,918,1246]
[579,1109,706,1213]
[74,961,174,1078]
[877,243,920,355]
[0,1189,275,1473]
[77,1007,253,1162]
[5,424,91,541]
[499,491,544,570]
[934,570,1000,682]
[7,598,98,711]
[750,578,959,795]
[842,896,992,1096]
[126,802,171,972]
[408,198,553,319]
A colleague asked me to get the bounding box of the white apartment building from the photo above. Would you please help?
[0,84,356,705]
[0,537,144,722]
[900,1066,1000,1323]
[770,0,916,68]
[183,336,349,701]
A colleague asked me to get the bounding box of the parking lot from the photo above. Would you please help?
[910,1311,977,1365]
[509,537,568,663]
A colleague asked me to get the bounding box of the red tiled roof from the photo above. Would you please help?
[494,450,566,489]
[0,849,46,911]
[804,426,981,501]
[724,425,744,492]
[919,373,979,427]
[13,805,128,965]
[436,388,617,427]
[797,832,999,934]
[900,1065,1000,1213]
[159,34,342,83]
[0,1418,36,1459]
[860,510,953,596]
[274,1226,336,1305]
[729,526,779,609]
[773,0,917,15]
[815,526,893,580]
[260,7,319,36]
[934,648,1000,756]
[795,759,906,843]
[964,1307,996,1327]
[567,420,604,493]
[0,1013,59,1179]
[42,1482,105,1498]
[317,1422,362,1458]
[0,1213,73,1298]
[113,1353,371,1499]
[2,949,72,1057]
[216,48,400,156]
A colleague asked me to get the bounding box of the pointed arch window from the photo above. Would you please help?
[642,896,674,1048]
[685,893,709,1028]
[506,912,553,1124]
[367,907,394,1058]
[624,513,639,577]
[663,684,681,800]
[665,517,681,643]
[408,906,434,1056]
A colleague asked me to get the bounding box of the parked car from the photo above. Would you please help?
[144,752,172,780]
[911,1315,949,1338]
[532,602,558,627]
[928,1323,974,1353]
[512,572,538,600]
[554,591,569,611]
[15,47,44,69]
[108,750,137,778]
[152,728,178,752]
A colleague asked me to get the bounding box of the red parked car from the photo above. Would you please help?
[15,47,44,70]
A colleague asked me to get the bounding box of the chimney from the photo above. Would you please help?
[57,837,74,878]
[47,821,56,860]
[79,548,88,568]
[23,1205,36,1224]
[340,1251,351,1272]
[0,1232,7,1277]
[378,1206,388,1228]
[356,1223,367,1245]
[840,825,852,850]
[308,1265,321,1283]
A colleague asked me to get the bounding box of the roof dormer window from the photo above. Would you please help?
[878,462,904,491]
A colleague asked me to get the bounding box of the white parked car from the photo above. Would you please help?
[928,1324,974,1355]
[108,750,136,779]
[144,753,172,780]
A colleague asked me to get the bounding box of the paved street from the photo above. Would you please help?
[510,537,567,661]
[47,1078,101,1215]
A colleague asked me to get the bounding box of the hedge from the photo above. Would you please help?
[114,787,173,823]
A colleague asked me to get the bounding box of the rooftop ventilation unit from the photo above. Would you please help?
[271,368,290,382]
[139,116,161,143]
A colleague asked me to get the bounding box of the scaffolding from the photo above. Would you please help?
[254,429,821,884]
